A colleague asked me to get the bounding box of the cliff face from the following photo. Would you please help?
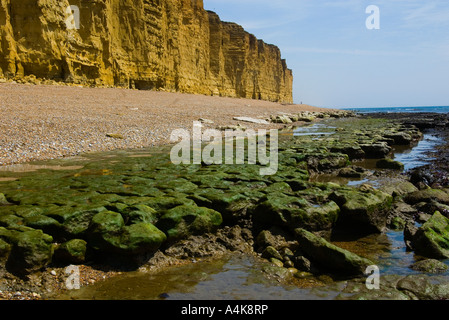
[0,0,293,103]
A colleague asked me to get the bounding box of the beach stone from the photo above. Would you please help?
[389,216,406,231]
[117,223,167,255]
[156,204,223,242]
[305,153,349,172]
[0,193,10,205]
[261,246,283,261]
[255,229,293,252]
[0,227,53,274]
[396,275,449,300]
[87,211,125,251]
[414,200,449,216]
[329,145,365,160]
[63,207,108,238]
[293,255,313,272]
[376,158,405,171]
[189,188,255,224]
[329,187,393,234]
[119,204,158,225]
[87,210,166,255]
[0,214,23,228]
[271,115,292,124]
[141,195,196,212]
[0,238,11,260]
[233,117,270,125]
[380,181,418,198]
[409,211,449,259]
[384,132,413,145]
[294,228,374,276]
[23,215,62,239]
[54,239,87,264]
[410,259,448,274]
[404,189,449,205]
[106,133,124,139]
[251,193,339,235]
[359,142,391,158]
[338,166,366,178]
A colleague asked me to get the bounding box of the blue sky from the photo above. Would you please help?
[204,0,449,108]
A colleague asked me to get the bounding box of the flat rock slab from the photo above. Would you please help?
[233,117,270,125]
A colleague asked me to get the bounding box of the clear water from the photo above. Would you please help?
[53,121,449,301]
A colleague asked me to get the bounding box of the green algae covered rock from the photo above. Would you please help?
[0,227,53,274]
[410,259,448,274]
[405,189,449,205]
[330,186,393,234]
[251,192,339,236]
[54,239,87,264]
[62,207,108,238]
[294,228,374,276]
[0,193,10,205]
[0,238,11,260]
[119,204,158,225]
[119,223,167,254]
[156,204,223,242]
[411,211,449,259]
[87,211,166,255]
[189,188,255,224]
[376,158,405,171]
[23,215,63,238]
[87,211,125,251]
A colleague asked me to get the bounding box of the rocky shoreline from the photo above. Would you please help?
[1,109,449,300]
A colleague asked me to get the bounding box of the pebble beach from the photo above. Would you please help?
[0,82,335,167]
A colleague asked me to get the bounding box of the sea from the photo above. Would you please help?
[342,106,449,114]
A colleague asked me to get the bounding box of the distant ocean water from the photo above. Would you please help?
[342,106,449,114]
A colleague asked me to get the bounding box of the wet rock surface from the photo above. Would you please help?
[1,112,449,300]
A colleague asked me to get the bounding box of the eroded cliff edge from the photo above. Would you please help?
[0,0,293,103]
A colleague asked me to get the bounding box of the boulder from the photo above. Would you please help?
[0,227,53,274]
[359,142,391,158]
[23,215,63,239]
[404,189,449,205]
[119,204,158,225]
[62,207,108,238]
[87,211,125,251]
[294,228,374,276]
[329,145,365,160]
[384,132,413,145]
[117,223,167,255]
[156,204,223,242]
[409,211,449,259]
[329,186,393,234]
[0,193,11,205]
[54,239,87,264]
[87,211,166,255]
[189,188,254,224]
[251,193,339,236]
[305,153,349,172]
[410,259,448,274]
[0,238,11,261]
[376,158,404,171]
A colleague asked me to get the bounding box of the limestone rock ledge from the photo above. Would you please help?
[0,0,293,103]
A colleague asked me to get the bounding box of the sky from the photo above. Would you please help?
[204,0,449,109]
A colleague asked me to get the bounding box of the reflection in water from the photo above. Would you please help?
[393,134,440,171]
[57,230,447,300]
[293,124,336,137]
[58,255,331,300]
[1,121,446,300]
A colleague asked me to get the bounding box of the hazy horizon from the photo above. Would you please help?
[205,0,449,109]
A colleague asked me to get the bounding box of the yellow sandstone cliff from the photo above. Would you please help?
[0,0,293,103]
